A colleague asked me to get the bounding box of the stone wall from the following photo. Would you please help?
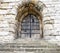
[0,0,60,44]
[41,0,60,43]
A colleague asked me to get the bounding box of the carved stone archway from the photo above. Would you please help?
[15,1,46,39]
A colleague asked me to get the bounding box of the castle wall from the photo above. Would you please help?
[0,0,60,44]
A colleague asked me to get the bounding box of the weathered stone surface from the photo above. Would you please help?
[1,0,20,2]
[0,39,60,53]
[0,0,60,53]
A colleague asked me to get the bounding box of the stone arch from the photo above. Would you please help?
[15,0,46,39]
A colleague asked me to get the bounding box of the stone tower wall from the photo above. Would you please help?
[0,0,60,44]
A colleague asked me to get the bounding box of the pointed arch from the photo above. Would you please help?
[15,0,46,39]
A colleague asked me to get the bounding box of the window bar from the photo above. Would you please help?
[30,14,31,38]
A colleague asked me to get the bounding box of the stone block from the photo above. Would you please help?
[0,9,9,14]
[1,0,19,2]
[0,3,12,9]
[0,35,14,43]
[0,21,9,28]
[9,8,17,15]
[0,15,4,21]
[56,36,60,41]
[0,31,9,35]
[44,24,53,30]
[0,24,9,28]
[54,24,60,29]
[4,15,16,19]
[44,29,54,36]
[0,28,9,31]
[44,36,56,40]
[9,28,15,32]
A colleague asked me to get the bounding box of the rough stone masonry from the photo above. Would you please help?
[0,0,60,44]
[0,0,60,53]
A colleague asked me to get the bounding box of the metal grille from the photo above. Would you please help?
[21,14,40,38]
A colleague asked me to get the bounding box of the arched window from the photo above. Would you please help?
[20,14,40,39]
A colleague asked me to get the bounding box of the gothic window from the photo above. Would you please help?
[20,14,40,38]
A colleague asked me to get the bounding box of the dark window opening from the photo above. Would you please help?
[20,14,40,38]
